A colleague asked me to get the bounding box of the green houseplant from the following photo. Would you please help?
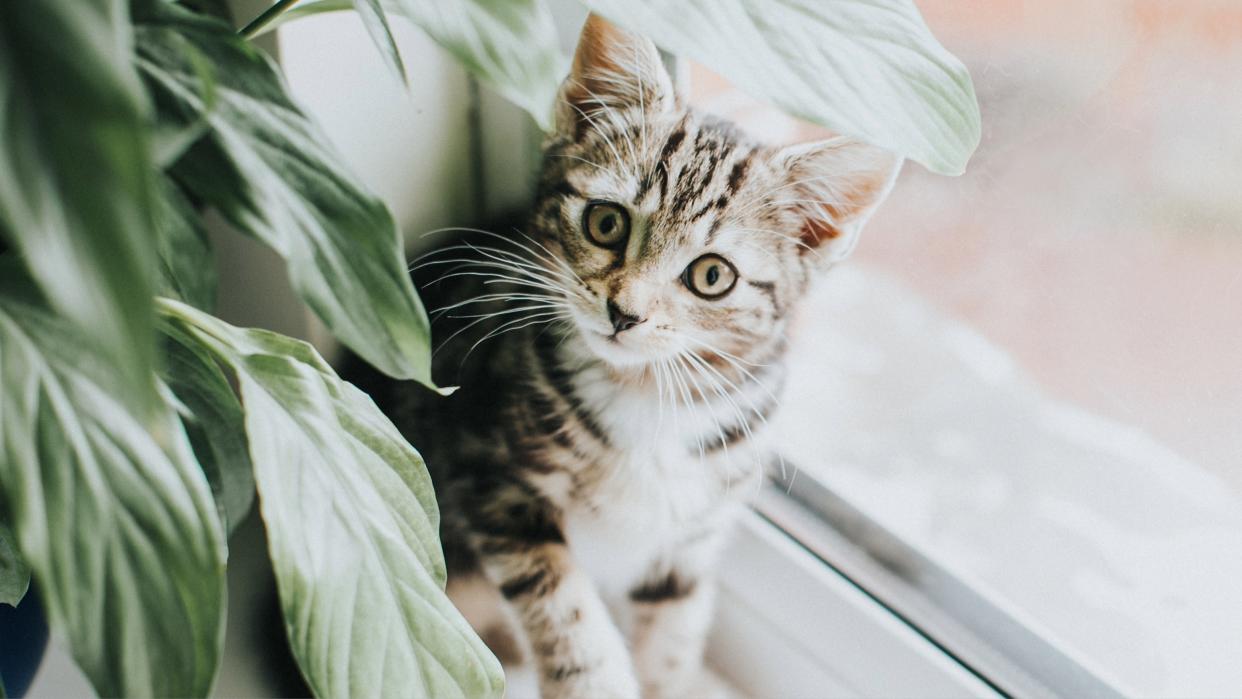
[0,0,978,696]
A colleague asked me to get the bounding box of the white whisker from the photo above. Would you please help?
[412,227,589,295]
[445,302,573,321]
[427,269,572,298]
[667,353,704,463]
[418,244,585,297]
[461,311,569,365]
[564,82,633,179]
[683,336,782,409]
[549,152,610,174]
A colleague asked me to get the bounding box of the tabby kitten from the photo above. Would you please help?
[355,14,899,699]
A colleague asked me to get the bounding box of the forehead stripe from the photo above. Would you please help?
[672,140,726,216]
[726,152,752,194]
[636,120,687,203]
[690,150,753,223]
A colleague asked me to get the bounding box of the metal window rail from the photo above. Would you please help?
[759,467,1129,699]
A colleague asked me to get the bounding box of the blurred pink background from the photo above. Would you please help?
[692,0,1242,492]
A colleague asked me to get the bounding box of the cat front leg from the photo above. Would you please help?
[628,530,725,699]
[466,483,639,699]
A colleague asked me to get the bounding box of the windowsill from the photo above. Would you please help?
[708,509,997,699]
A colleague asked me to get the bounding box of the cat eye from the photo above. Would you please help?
[583,201,630,248]
[683,254,738,299]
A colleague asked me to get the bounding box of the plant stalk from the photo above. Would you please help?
[239,0,301,39]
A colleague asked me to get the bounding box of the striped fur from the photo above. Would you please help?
[358,15,900,699]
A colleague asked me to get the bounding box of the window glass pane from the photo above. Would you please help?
[689,2,1242,695]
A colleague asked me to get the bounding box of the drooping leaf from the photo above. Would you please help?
[0,0,159,413]
[388,0,564,128]
[133,4,437,387]
[154,179,218,311]
[160,299,505,699]
[271,0,565,129]
[353,0,408,83]
[161,325,253,533]
[0,519,30,608]
[0,272,227,697]
[580,0,981,175]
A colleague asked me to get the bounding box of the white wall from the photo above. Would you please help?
[281,13,478,239]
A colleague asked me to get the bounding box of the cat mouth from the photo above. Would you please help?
[579,325,686,370]
[593,325,640,350]
[565,307,667,366]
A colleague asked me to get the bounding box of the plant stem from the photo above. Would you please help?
[238,0,301,39]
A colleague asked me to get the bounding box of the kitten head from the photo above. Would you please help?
[531,14,900,369]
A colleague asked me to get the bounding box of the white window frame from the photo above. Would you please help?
[721,476,1133,699]
[707,502,1001,698]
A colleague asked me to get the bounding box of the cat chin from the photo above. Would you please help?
[577,328,666,369]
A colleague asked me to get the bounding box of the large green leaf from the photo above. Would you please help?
[161,326,253,533]
[272,0,565,129]
[0,275,226,697]
[581,0,981,175]
[0,0,159,413]
[134,4,436,387]
[160,300,505,699]
[0,519,30,608]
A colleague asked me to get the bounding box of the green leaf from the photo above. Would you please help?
[150,38,217,171]
[154,179,218,311]
[353,0,409,84]
[389,0,564,128]
[0,274,227,697]
[272,0,565,129]
[0,519,30,608]
[0,0,159,413]
[134,4,437,387]
[161,325,253,533]
[160,299,505,699]
[580,0,981,175]
[176,0,233,22]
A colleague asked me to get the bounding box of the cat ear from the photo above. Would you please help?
[554,14,675,138]
[774,138,902,264]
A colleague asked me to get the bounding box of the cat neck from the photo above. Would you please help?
[530,323,787,460]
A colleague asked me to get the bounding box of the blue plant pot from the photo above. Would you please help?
[0,588,49,698]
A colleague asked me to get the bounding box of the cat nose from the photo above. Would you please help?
[607,300,645,334]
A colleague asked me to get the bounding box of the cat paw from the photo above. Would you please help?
[541,661,639,699]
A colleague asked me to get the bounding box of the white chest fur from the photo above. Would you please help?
[559,361,765,597]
